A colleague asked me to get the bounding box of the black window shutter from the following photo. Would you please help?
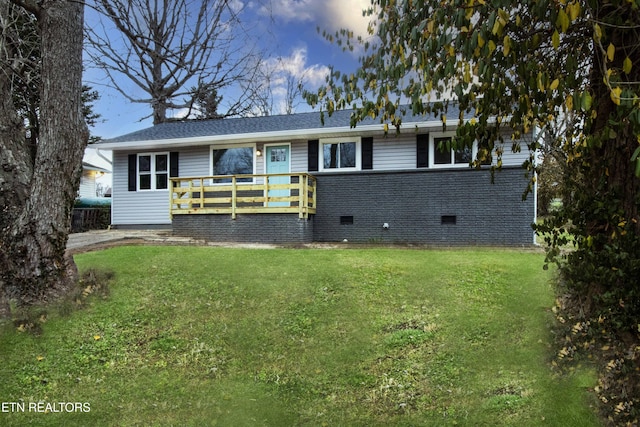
[170,152,179,177]
[128,154,137,191]
[417,134,429,168]
[308,140,319,172]
[362,137,373,170]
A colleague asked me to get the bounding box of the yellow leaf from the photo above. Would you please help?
[537,72,545,92]
[427,20,434,35]
[565,93,574,110]
[492,19,502,36]
[503,35,511,56]
[557,9,570,33]
[607,43,615,62]
[383,123,389,133]
[611,86,622,105]
[550,78,559,90]
[594,23,602,43]
[567,2,581,22]
[94,335,101,340]
[623,56,633,74]
[552,30,560,49]
[488,40,496,54]
[37,355,44,361]
[477,33,485,48]
[581,91,593,111]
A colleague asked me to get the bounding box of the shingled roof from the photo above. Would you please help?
[98,104,465,149]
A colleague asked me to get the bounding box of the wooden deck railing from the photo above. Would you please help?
[169,173,317,219]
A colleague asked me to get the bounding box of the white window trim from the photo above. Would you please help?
[319,136,362,172]
[137,152,169,191]
[429,132,477,169]
[209,143,257,184]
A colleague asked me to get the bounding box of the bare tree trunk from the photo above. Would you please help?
[0,0,88,310]
[0,1,33,316]
[0,64,28,317]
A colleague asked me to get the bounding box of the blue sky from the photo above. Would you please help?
[84,0,373,140]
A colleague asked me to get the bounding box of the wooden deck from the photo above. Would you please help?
[169,173,317,219]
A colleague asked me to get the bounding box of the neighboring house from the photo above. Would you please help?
[96,107,537,245]
[79,160,111,198]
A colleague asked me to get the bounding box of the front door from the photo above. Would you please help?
[265,145,290,207]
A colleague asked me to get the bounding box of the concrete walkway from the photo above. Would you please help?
[66,229,199,252]
[66,229,282,252]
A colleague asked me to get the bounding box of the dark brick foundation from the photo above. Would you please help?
[312,167,535,246]
[172,213,313,244]
[170,167,535,246]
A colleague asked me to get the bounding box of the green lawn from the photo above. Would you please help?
[0,246,600,426]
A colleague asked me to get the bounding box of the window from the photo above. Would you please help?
[211,145,255,183]
[340,215,354,225]
[441,215,457,225]
[319,137,361,171]
[138,153,168,190]
[430,133,476,168]
[270,148,287,162]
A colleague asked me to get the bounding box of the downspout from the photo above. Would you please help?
[95,148,112,166]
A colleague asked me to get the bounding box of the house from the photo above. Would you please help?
[78,148,111,198]
[96,107,536,245]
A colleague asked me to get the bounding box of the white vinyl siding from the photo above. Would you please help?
[290,140,307,173]
[373,135,416,170]
[112,151,171,225]
[176,146,210,177]
[78,170,96,198]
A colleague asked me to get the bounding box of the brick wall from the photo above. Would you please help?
[171,167,535,246]
[313,167,535,246]
[172,213,313,244]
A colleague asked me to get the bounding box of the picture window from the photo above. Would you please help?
[211,146,255,183]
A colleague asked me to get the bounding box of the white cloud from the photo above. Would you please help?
[264,47,328,87]
[269,47,329,87]
[229,0,245,14]
[260,46,330,113]
[262,0,372,39]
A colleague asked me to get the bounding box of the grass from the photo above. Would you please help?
[0,246,600,426]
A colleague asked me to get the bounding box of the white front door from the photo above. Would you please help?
[265,145,290,207]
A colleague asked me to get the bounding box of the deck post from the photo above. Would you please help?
[231,176,237,219]
[298,174,305,219]
[312,176,317,213]
[199,178,205,211]
[169,179,174,219]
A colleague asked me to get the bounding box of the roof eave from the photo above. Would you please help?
[96,120,444,151]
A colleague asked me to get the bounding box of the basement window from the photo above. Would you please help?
[441,215,457,225]
[340,216,354,225]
